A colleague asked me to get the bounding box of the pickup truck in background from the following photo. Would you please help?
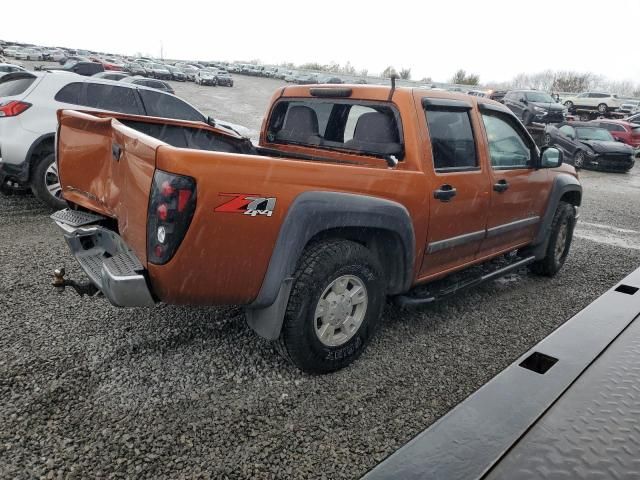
[51,84,582,373]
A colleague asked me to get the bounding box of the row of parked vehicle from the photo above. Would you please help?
[227,63,367,85]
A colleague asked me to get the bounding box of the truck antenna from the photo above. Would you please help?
[388,71,399,101]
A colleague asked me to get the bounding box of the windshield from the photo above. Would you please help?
[576,127,614,141]
[525,92,555,103]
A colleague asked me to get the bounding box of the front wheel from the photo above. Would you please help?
[276,240,385,374]
[573,150,585,169]
[529,202,576,277]
[564,101,574,110]
[597,103,608,113]
[31,153,67,210]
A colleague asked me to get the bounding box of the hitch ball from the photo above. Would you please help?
[52,268,66,290]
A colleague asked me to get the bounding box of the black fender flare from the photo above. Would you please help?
[531,173,582,259]
[245,191,416,340]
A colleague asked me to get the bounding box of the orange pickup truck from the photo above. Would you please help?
[51,84,582,373]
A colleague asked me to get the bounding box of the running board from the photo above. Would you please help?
[394,256,535,308]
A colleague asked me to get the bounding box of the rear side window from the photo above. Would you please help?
[0,77,35,97]
[54,83,83,104]
[425,109,478,171]
[266,99,403,158]
[84,84,143,114]
[139,89,203,121]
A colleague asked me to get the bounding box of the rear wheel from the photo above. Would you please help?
[564,101,574,110]
[529,201,575,277]
[31,153,66,210]
[276,240,385,374]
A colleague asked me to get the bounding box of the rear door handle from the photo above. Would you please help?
[112,143,122,161]
[493,179,509,193]
[434,184,457,202]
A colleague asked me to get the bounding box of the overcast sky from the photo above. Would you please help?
[4,0,639,83]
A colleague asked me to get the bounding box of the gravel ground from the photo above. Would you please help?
[1,66,640,479]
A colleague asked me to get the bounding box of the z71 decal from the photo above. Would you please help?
[215,193,277,217]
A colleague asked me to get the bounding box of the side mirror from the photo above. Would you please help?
[540,146,563,168]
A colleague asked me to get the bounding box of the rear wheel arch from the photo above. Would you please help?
[244,192,415,341]
[27,134,56,181]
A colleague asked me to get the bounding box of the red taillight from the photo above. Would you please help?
[0,101,31,118]
[147,170,196,265]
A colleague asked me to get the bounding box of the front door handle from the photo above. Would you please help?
[434,184,457,202]
[493,179,509,193]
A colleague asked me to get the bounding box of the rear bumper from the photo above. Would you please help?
[52,210,155,307]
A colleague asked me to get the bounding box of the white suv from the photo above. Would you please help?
[563,92,623,113]
[0,71,207,208]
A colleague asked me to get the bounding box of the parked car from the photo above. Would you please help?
[488,90,508,102]
[562,92,623,113]
[293,73,319,85]
[47,60,104,76]
[503,90,565,125]
[0,63,26,80]
[3,46,20,57]
[317,75,344,84]
[194,69,218,86]
[120,76,175,94]
[166,65,187,82]
[625,112,640,124]
[15,48,43,61]
[92,71,130,81]
[97,58,124,71]
[214,70,233,87]
[146,63,172,80]
[618,99,640,114]
[180,65,198,81]
[51,87,580,373]
[545,122,635,172]
[0,71,203,206]
[590,119,640,151]
[124,62,147,76]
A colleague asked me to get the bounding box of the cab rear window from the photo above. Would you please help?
[266,99,403,159]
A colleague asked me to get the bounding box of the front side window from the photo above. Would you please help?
[425,108,478,171]
[482,112,533,169]
[266,99,402,158]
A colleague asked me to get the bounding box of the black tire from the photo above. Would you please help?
[573,150,585,169]
[564,101,574,111]
[597,103,608,113]
[276,240,385,374]
[544,133,552,145]
[31,153,67,210]
[529,202,575,277]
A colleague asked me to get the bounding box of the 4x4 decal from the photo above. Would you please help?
[215,193,277,217]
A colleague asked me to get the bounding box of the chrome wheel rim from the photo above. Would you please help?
[44,161,62,199]
[555,221,568,262]
[598,104,607,113]
[314,275,368,347]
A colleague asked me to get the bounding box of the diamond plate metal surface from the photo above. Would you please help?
[486,317,640,480]
[51,208,104,227]
[103,251,143,276]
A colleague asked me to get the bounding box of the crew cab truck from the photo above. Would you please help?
[51,85,582,373]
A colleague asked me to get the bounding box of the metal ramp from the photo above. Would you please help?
[363,267,640,480]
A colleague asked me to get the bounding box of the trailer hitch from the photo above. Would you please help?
[52,268,100,297]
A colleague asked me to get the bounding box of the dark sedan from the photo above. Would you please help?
[545,122,635,172]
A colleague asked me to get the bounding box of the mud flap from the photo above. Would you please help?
[244,277,293,340]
